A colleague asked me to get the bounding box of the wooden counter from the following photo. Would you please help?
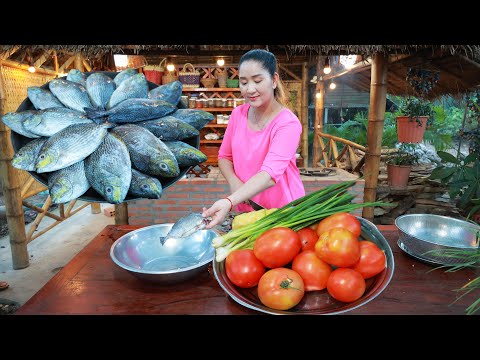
[16,225,479,315]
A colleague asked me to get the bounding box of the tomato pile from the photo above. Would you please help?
[224,212,387,311]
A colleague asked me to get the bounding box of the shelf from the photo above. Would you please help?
[201,107,236,112]
[200,140,223,144]
[204,124,228,128]
[182,88,240,92]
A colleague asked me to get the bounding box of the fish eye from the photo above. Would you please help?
[106,186,113,193]
[160,163,168,170]
[39,154,45,159]
[142,184,150,190]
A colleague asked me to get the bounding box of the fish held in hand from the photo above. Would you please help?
[159,213,210,245]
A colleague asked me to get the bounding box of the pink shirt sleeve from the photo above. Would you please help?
[260,112,302,183]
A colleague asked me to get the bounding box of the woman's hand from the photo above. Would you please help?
[202,198,231,229]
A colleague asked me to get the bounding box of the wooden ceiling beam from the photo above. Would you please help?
[279,64,301,80]
[33,50,53,68]
[58,55,76,73]
[0,46,20,60]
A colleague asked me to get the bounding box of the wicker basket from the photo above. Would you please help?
[200,78,217,88]
[144,58,166,85]
[226,78,239,88]
[179,63,200,88]
[162,70,178,85]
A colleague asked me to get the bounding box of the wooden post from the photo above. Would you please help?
[313,56,325,167]
[115,203,129,225]
[90,203,101,214]
[74,54,84,71]
[52,50,59,73]
[0,66,29,269]
[301,61,309,167]
[362,53,388,221]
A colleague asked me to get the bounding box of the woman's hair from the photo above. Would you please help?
[239,49,288,106]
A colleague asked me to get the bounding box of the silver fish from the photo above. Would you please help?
[170,109,215,130]
[86,72,116,110]
[164,140,207,167]
[84,133,132,204]
[113,68,137,87]
[23,108,92,137]
[107,73,149,109]
[129,168,162,199]
[27,86,64,110]
[111,124,180,178]
[35,122,113,173]
[84,98,176,124]
[148,80,182,105]
[1,111,39,138]
[66,69,87,87]
[137,115,199,141]
[48,160,90,204]
[159,212,208,245]
[11,137,48,171]
[49,78,93,113]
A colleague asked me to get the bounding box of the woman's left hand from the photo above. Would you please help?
[202,198,231,229]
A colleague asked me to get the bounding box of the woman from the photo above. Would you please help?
[203,49,305,229]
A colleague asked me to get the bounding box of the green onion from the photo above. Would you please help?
[213,180,391,262]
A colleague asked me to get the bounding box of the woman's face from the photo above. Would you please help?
[239,60,277,109]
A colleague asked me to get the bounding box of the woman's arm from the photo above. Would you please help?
[202,170,275,229]
[218,158,244,193]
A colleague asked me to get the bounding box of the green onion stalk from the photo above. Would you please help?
[212,180,391,262]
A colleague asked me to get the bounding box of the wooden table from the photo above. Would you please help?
[15,225,480,315]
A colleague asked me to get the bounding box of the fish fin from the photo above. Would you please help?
[159,236,166,245]
[84,107,107,119]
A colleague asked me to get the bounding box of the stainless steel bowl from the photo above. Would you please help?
[110,223,217,284]
[395,214,480,265]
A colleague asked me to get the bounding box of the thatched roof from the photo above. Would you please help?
[2,44,480,99]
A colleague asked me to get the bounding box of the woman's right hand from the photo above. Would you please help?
[202,198,232,229]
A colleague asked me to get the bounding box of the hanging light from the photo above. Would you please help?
[323,57,331,74]
[26,50,36,73]
[315,92,322,99]
[114,54,128,69]
[329,81,336,90]
[216,57,225,67]
[28,65,36,73]
[166,63,175,72]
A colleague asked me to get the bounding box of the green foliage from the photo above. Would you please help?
[386,143,421,166]
[397,96,435,126]
[429,151,480,215]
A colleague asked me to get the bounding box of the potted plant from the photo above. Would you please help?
[396,97,434,143]
[386,143,421,189]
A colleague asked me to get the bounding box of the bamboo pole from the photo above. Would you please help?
[22,200,64,221]
[0,59,57,77]
[0,65,29,268]
[313,56,325,168]
[20,177,35,198]
[301,61,309,167]
[27,196,52,240]
[362,53,388,221]
[115,203,129,225]
[74,54,84,71]
[90,203,101,214]
[52,50,59,73]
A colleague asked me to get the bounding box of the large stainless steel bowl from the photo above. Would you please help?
[10,71,200,203]
[395,214,480,265]
[110,223,218,284]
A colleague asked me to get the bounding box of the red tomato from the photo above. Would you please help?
[350,241,386,279]
[315,228,361,267]
[316,212,361,238]
[297,227,319,252]
[327,268,366,303]
[291,250,332,291]
[253,227,302,268]
[257,268,305,310]
[225,249,265,288]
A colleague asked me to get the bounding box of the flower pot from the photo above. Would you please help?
[387,164,411,190]
[396,116,428,143]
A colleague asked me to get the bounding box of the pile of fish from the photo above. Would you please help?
[3,69,213,204]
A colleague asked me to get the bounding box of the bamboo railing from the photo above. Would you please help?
[312,132,366,173]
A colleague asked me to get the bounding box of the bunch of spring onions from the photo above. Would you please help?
[213,180,390,262]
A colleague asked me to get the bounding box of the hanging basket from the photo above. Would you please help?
[143,58,166,85]
[396,116,428,143]
[178,63,200,88]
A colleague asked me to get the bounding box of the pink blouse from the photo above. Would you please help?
[218,103,305,212]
